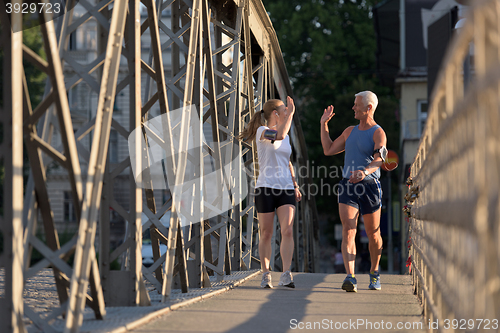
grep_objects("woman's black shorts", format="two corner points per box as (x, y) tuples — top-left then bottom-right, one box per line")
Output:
(254, 187), (295, 213)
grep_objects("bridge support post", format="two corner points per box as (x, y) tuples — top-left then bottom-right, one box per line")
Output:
(0, 7), (26, 333)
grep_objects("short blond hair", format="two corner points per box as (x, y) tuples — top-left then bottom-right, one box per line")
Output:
(355, 91), (378, 112)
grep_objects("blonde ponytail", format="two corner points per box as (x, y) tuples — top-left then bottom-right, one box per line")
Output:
(237, 99), (283, 142)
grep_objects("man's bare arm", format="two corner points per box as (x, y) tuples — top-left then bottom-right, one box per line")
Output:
(365, 128), (387, 175)
(320, 105), (350, 156)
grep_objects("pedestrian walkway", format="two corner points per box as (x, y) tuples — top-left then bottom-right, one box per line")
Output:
(19, 269), (261, 333)
(127, 272), (425, 333)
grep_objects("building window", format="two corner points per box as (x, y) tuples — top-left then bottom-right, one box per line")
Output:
(68, 86), (78, 110)
(139, 2), (170, 17)
(109, 130), (119, 163)
(113, 96), (118, 112)
(85, 28), (97, 51)
(161, 6), (171, 16)
(417, 100), (428, 136)
(68, 32), (77, 50)
(64, 191), (77, 222)
(140, 3), (148, 16)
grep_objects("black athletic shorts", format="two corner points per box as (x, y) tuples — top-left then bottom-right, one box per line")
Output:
(254, 187), (295, 213)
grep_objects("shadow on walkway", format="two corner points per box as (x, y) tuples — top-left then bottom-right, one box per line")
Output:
(130, 272), (425, 333)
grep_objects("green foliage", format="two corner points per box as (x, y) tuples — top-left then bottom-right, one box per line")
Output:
(263, 0), (399, 215)
(23, 25), (47, 107)
(379, 253), (388, 271)
(30, 229), (76, 266)
(110, 258), (121, 270)
(264, 0), (377, 97)
(95, 251), (122, 271)
(0, 19), (47, 108)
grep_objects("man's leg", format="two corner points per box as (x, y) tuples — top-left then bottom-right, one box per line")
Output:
(339, 203), (359, 275)
(363, 208), (383, 273)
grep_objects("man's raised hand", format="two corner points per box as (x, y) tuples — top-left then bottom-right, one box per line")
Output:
(320, 105), (335, 125)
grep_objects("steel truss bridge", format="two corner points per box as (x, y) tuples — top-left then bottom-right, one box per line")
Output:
(0, 0), (319, 332)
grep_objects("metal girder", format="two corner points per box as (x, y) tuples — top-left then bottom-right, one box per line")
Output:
(140, 0), (178, 292)
(22, 2), (86, 315)
(139, 0), (191, 300)
(11, 0), (106, 331)
(160, 0), (201, 299)
(98, 0), (150, 307)
(64, 0), (129, 329)
(0, 6), (26, 333)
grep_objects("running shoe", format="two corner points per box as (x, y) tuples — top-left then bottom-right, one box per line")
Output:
(341, 275), (357, 292)
(278, 270), (295, 288)
(260, 271), (273, 288)
(369, 271), (381, 290)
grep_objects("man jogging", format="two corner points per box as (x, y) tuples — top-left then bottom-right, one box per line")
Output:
(320, 91), (387, 292)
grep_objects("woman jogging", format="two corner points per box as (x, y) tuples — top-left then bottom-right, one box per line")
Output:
(238, 97), (302, 288)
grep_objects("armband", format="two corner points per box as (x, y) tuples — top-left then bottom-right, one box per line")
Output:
(263, 129), (278, 144)
(373, 146), (388, 162)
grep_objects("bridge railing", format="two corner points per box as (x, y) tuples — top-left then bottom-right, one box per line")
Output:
(406, 0), (500, 330)
(0, 1), (319, 332)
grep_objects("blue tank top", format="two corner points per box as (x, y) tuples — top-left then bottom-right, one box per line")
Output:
(342, 125), (381, 180)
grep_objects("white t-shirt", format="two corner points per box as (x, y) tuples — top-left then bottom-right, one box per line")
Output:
(255, 126), (294, 190)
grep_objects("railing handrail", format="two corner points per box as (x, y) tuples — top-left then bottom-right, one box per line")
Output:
(406, 0), (500, 329)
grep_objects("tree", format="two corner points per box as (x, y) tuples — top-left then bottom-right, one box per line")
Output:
(263, 0), (399, 218)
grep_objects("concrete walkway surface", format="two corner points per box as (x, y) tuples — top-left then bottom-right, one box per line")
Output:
(14, 269), (262, 333)
(128, 272), (425, 333)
